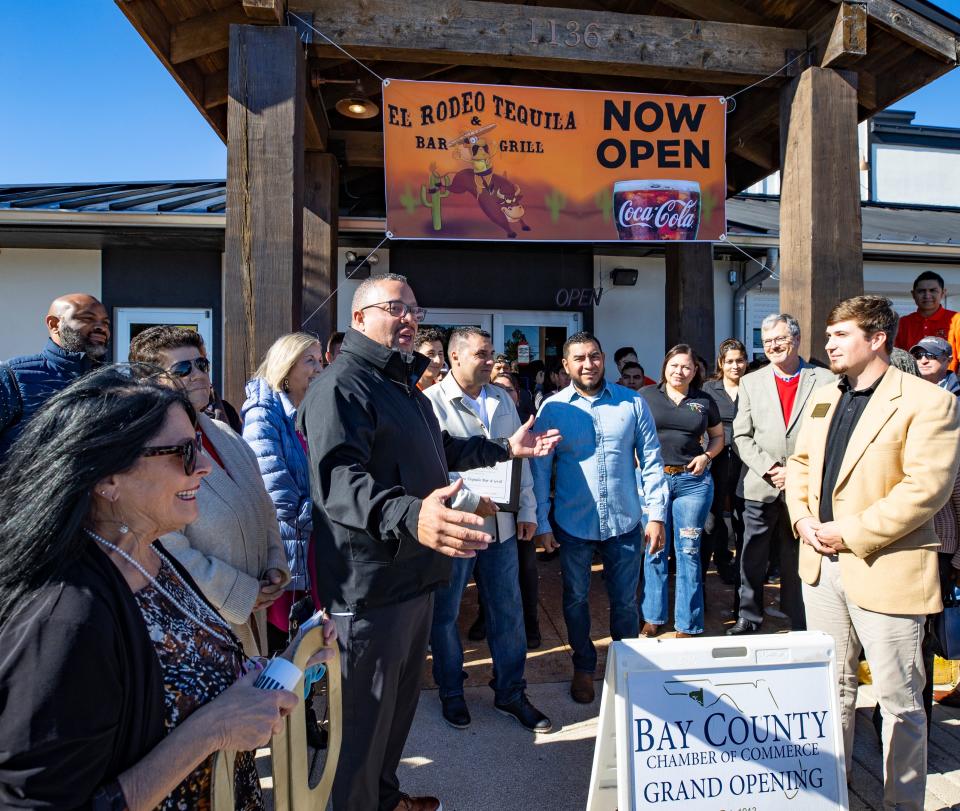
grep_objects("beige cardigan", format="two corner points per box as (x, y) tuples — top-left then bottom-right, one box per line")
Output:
(161, 413), (290, 655)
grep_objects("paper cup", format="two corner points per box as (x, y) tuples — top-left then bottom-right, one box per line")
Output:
(254, 657), (303, 692)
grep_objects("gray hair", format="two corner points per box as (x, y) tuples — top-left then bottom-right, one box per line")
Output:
(351, 272), (410, 313)
(889, 347), (920, 376)
(448, 326), (491, 355)
(760, 313), (801, 340)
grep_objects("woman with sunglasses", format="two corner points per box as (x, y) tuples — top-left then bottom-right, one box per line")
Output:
(129, 326), (290, 656)
(241, 332), (325, 653)
(0, 367), (336, 809)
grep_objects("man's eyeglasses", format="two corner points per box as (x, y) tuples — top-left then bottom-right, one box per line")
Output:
(166, 357), (211, 378)
(911, 349), (946, 361)
(142, 432), (202, 475)
(361, 300), (427, 322)
(761, 337), (793, 349)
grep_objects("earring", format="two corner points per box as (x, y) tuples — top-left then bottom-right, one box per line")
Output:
(118, 523), (130, 535)
(282, 378), (290, 392)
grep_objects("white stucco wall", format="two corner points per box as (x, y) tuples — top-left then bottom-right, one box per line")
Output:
(592, 254), (736, 377)
(872, 144), (960, 206)
(0, 248), (102, 359)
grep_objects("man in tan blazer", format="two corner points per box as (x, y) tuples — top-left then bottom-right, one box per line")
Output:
(787, 296), (960, 811)
(730, 313), (834, 634)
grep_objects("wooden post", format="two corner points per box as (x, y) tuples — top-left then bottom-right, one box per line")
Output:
(664, 243), (715, 360)
(224, 24), (304, 405)
(779, 66), (863, 364)
(302, 153), (339, 341)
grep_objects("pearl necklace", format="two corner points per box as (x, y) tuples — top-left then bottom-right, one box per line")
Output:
(85, 529), (234, 646)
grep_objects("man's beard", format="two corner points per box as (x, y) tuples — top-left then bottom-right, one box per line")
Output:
(59, 324), (108, 360)
(829, 359), (847, 375)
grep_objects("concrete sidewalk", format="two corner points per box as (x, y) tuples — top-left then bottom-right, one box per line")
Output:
(398, 682), (960, 811)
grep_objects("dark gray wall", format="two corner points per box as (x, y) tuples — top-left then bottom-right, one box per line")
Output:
(390, 242), (596, 330)
(101, 247), (223, 387)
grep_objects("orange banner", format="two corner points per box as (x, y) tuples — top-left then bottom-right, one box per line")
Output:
(382, 79), (726, 243)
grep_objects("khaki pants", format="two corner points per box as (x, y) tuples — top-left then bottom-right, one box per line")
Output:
(803, 555), (926, 811)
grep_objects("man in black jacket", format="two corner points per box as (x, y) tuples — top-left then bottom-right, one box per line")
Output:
(299, 273), (560, 811)
(0, 293), (109, 461)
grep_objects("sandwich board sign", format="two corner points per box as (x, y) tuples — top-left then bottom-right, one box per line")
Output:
(587, 632), (848, 810)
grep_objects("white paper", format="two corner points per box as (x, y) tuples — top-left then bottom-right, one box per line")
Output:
(458, 459), (514, 504)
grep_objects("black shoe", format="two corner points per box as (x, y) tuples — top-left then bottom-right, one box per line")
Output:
(726, 618), (761, 636)
(440, 695), (471, 729)
(526, 623), (542, 650)
(495, 694), (552, 733)
(467, 615), (486, 642)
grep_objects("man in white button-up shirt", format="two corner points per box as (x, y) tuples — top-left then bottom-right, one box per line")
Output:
(424, 326), (551, 734)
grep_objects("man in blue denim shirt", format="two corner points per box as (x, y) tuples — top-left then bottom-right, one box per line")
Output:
(531, 332), (669, 704)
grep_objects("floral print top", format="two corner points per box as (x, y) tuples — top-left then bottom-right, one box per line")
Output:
(134, 554), (263, 811)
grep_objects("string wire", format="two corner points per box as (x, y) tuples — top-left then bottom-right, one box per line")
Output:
(301, 233), (391, 328)
(724, 49), (811, 111)
(287, 12), (386, 83)
(723, 238), (780, 281)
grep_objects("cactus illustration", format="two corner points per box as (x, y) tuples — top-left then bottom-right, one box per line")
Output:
(544, 189), (567, 223)
(420, 168), (450, 231)
(595, 189), (613, 223)
(399, 184), (418, 214)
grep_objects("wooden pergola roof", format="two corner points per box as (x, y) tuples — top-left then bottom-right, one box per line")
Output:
(116, 0), (960, 212)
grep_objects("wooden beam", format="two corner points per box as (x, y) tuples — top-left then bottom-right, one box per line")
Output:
(224, 24), (305, 404)
(654, 0), (765, 26)
(204, 69), (228, 109)
(114, 0), (228, 141)
(171, 6), (249, 64)
(292, 0), (808, 84)
(828, 0), (957, 62)
(779, 66), (863, 364)
(664, 243), (715, 360)
(303, 153), (340, 339)
(330, 130), (384, 167)
(304, 83), (329, 151)
(243, 0), (284, 24)
(812, 2), (867, 69)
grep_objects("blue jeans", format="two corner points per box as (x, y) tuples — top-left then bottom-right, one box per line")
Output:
(430, 536), (527, 705)
(557, 523), (642, 673)
(642, 471), (713, 635)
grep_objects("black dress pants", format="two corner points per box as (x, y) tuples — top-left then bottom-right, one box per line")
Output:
(330, 593), (434, 811)
(738, 497), (805, 629)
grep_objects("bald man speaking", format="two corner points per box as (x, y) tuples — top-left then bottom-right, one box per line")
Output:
(0, 293), (110, 460)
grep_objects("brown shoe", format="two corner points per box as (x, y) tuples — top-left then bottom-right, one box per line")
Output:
(640, 622), (660, 638)
(570, 671), (595, 704)
(674, 631), (698, 638)
(391, 795), (442, 811)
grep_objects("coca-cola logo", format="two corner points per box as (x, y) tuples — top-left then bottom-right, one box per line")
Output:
(617, 197), (698, 231)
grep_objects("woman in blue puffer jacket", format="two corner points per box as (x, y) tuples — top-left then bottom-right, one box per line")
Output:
(242, 332), (325, 653)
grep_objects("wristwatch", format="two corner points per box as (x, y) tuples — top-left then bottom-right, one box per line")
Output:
(492, 437), (512, 459)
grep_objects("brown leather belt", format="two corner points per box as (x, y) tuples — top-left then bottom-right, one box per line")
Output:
(663, 465), (686, 475)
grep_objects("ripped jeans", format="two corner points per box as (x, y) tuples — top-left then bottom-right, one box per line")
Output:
(642, 471), (713, 634)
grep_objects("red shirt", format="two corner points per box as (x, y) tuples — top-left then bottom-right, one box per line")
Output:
(774, 373), (801, 427)
(894, 306), (956, 351)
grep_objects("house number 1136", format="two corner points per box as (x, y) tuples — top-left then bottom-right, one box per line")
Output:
(529, 18), (602, 49)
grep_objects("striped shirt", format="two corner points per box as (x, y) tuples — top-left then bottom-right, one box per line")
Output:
(932, 466), (960, 570)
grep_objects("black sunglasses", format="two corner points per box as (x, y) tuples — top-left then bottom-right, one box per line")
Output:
(910, 349), (946, 361)
(142, 432), (202, 475)
(166, 356), (211, 378)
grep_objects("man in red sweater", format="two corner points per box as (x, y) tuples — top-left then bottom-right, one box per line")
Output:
(894, 271), (958, 370)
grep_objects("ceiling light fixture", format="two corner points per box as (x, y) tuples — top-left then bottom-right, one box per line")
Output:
(335, 82), (379, 119)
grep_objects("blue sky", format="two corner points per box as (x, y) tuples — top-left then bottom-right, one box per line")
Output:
(2, 0), (960, 184)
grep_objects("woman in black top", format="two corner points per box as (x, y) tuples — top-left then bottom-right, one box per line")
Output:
(701, 339), (748, 585)
(0, 368), (335, 810)
(639, 344), (724, 637)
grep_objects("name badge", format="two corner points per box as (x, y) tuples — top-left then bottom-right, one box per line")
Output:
(811, 403), (831, 418)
